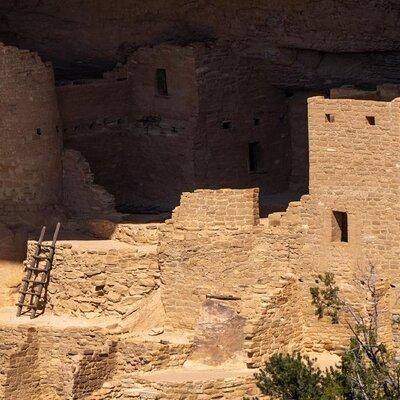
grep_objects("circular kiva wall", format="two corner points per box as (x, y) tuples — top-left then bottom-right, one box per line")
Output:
(0, 43), (62, 212)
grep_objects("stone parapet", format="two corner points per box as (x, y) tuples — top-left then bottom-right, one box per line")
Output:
(170, 188), (260, 230)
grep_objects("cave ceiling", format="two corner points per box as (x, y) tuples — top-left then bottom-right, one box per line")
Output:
(0, 0), (400, 87)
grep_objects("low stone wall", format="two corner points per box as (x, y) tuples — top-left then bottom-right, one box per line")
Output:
(119, 339), (192, 374)
(79, 218), (161, 246)
(27, 239), (159, 318)
(171, 188), (260, 229)
(129, 373), (260, 399)
(73, 341), (119, 399)
(0, 322), (117, 400)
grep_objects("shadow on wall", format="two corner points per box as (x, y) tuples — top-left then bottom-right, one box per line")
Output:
(0, 224), (27, 262)
(5, 328), (40, 399)
(72, 341), (118, 398)
(58, 44), (318, 215)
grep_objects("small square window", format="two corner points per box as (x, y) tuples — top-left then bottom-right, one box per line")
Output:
(366, 116), (375, 125)
(325, 114), (334, 123)
(36, 128), (42, 136)
(254, 117), (260, 126)
(222, 121), (231, 130)
(156, 68), (168, 96)
(332, 211), (348, 243)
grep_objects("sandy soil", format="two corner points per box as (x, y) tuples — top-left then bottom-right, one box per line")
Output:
(134, 366), (254, 383)
(0, 306), (117, 329)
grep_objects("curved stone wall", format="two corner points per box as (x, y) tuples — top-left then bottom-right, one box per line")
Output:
(0, 43), (62, 214)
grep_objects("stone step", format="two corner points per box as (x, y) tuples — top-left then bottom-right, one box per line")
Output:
(122, 367), (259, 399)
(124, 387), (161, 399)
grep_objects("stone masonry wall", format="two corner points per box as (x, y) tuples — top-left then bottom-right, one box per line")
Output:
(63, 44), (198, 212)
(171, 188), (260, 229)
(0, 323), (117, 400)
(244, 278), (306, 368)
(193, 42), (291, 196)
(160, 188), (301, 337)
(57, 72), (131, 137)
(61, 42), (294, 213)
(77, 218), (161, 246)
(27, 239), (159, 318)
(62, 148), (117, 217)
(300, 96), (400, 352)
(129, 374), (261, 399)
(0, 42), (62, 214)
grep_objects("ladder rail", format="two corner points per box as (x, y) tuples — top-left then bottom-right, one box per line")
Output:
(16, 226), (46, 317)
(29, 222), (61, 319)
(16, 222), (61, 319)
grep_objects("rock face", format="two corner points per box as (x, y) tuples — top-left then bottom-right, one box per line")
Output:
(1, 0), (400, 86)
(188, 299), (246, 366)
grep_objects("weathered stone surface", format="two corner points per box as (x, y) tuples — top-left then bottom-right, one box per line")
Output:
(188, 299), (246, 366)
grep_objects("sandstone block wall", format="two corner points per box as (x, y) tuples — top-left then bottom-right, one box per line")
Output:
(0, 323), (117, 400)
(299, 96), (400, 352)
(60, 42), (298, 213)
(127, 44), (199, 123)
(61, 44), (198, 212)
(0, 43), (62, 214)
(62, 148), (117, 217)
(160, 188), (305, 347)
(129, 374), (260, 400)
(57, 74), (131, 136)
(171, 188), (260, 229)
(27, 240), (159, 318)
(72, 341), (118, 399)
(193, 43), (292, 196)
(78, 219), (161, 246)
(244, 279), (305, 368)
(119, 339), (192, 375)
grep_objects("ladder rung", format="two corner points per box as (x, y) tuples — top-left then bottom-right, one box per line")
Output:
(33, 241), (54, 248)
(22, 278), (46, 284)
(16, 303), (38, 309)
(26, 266), (48, 273)
(19, 290), (39, 296)
(16, 222), (61, 319)
(33, 255), (51, 261)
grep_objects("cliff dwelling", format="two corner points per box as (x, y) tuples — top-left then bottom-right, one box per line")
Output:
(0, 1), (400, 399)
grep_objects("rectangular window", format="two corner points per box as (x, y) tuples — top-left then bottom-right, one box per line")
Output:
(222, 121), (231, 130)
(156, 68), (168, 96)
(332, 211), (348, 242)
(366, 116), (375, 125)
(248, 142), (260, 172)
(325, 113), (334, 123)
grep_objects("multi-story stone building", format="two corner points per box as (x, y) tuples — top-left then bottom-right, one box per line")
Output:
(0, 38), (400, 399)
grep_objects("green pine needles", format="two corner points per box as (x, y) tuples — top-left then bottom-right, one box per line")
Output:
(248, 267), (400, 400)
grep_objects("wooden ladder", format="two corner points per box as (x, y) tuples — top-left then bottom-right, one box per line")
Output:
(16, 222), (61, 319)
